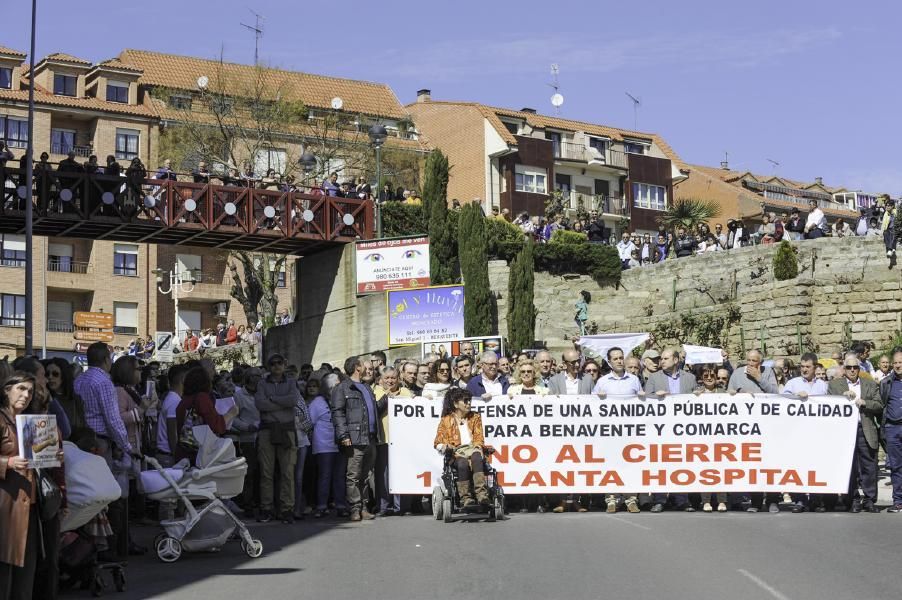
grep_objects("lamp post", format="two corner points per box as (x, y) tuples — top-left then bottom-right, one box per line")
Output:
(23, 0), (37, 355)
(298, 152), (316, 189)
(368, 124), (387, 238)
(153, 267), (198, 344)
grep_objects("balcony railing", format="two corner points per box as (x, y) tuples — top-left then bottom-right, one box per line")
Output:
(558, 143), (629, 169)
(47, 319), (74, 332)
(47, 259), (90, 273)
(50, 143), (93, 157)
(561, 191), (629, 215)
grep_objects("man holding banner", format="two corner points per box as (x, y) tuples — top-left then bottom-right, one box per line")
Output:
(783, 353), (830, 512)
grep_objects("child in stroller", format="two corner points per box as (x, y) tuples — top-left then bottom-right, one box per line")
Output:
(431, 388), (505, 522)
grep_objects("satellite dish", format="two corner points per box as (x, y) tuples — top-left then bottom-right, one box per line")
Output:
(331, 97), (343, 110)
(551, 93), (564, 108)
(197, 76), (209, 90)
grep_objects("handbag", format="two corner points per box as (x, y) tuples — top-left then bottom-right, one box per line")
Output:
(35, 468), (62, 521)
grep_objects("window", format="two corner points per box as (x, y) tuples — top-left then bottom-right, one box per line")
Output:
(546, 132), (561, 157)
(1, 235), (25, 267)
(113, 243), (138, 276)
(632, 182), (667, 211)
(176, 254), (202, 283)
(50, 129), (76, 155)
(589, 137), (608, 152)
(0, 67), (11, 89)
(169, 95), (192, 110)
(1, 294), (25, 327)
(514, 165), (547, 194)
(115, 129), (139, 160)
(254, 148), (287, 175)
(53, 73), (77, 96)
(0, 116), (28, 148)
(623, 142), (646, 155)
(47, 300), (73, 332)
(503, 121), (519, 135)
(106, 81), (128, 103)
(113, 302), (138, 335)
(48, 243), (73, 272)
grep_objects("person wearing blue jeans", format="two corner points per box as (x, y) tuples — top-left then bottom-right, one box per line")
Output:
(879, 351), (902, 512)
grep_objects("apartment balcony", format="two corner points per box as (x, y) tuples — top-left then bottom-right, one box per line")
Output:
(47, 319), (75, 333)
(46, 259), (94, 291)
(50, 143), (93, 158)
(557, 142), (629, 170)
(562, 191), (629, 216)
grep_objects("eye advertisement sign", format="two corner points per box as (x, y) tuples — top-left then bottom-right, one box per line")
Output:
(387, 285), (466, 346)
(355, 235), (430, 294)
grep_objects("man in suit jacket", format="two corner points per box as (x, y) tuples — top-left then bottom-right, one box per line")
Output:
(644, 347), (698, 395)
(547, 349), (594, 395)
(829, 355), (884, 512)
(644, 347), (697, 512)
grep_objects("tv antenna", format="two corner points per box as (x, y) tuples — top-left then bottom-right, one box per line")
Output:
(548, 63), (564, 114)
(766, 158), (780, 172)
(241, 10), (264, 66)
(625, 91), (641, 130)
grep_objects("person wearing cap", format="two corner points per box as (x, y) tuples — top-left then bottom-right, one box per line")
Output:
(254, 353), (301, 524)
(828, 354), (882, 512)
(641, 349), (661, 384)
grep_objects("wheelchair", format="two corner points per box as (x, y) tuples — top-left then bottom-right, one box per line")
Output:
(432, 446), (506, 523)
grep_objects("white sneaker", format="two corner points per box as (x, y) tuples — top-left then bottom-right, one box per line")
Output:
(717, 502), (728, 512)
(888, 250), (893, 258)
(702, 502), (713, 512)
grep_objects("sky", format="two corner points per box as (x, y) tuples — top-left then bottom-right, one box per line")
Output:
(4, 0), (901, 193)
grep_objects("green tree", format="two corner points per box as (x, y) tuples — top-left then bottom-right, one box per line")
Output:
(427, 151), (455, 285)
(507, 239), (535, 352)
(657, 198), (721, 232)
(458, 202), (493, 336)
(772, 240), (799, 281)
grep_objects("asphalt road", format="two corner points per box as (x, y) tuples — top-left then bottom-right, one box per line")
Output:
(104, 504), (902, 600)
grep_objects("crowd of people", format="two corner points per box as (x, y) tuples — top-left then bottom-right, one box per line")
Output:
(3, 327), (902, 597)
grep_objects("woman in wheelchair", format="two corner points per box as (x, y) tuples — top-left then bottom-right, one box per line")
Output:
(433, 388), (490, 508)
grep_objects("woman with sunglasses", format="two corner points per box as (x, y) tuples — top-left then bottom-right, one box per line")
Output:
(434, 388), (489, 508)
(581, 359), (602, 384)
(693, 364), (729, 512)
(508, 360), (548, 395)
(423, 358), (453, 399)
(41, 358), (87, 441)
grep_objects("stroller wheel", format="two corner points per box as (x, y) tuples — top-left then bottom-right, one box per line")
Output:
(90, 574), (104, 597)
(155, 537), (182, 563)
(241, 539), (264, 558)
(113, 568), (126, 592)
(432, 487), (444, 520)
(442, 498), (453, 523)
(153, 533), (167, 549)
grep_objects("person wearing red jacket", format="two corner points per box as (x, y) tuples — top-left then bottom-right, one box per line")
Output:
(185, 330), (199, 352)
(226, 320), (238, 345)
(175, 366), (227, 463)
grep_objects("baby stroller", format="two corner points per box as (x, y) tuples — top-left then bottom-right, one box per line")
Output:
(141, 427), (263, 563)
(58, 440), (127, 596)
(432, 446), (506, 523)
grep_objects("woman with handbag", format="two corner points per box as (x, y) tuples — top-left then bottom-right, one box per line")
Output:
(175, 367), (227, 464)
(1, 371), (66, 600)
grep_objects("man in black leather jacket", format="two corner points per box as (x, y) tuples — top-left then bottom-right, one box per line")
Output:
(673, 226), (697, 258)
(331, 356), (386, 521)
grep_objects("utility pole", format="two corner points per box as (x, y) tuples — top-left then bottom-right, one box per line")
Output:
(241, 10), (264, 66)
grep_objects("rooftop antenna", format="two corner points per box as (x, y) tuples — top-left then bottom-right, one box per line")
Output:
(625, 92), (641, 130)
(766, 158), (780, 173)
(548, 64), (564, 115)
(240, 10), (264, 66)
(720, 151), (729, 170)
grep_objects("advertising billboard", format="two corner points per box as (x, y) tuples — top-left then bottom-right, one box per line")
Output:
(387, 285), (465, 346)
(355, 235), (430, 294)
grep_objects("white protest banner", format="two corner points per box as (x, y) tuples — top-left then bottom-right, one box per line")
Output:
(388, 394), (857, 495)
(683, 344), (723, 365)
(578, 333), (649, 364)
(355, 235), (430, 294)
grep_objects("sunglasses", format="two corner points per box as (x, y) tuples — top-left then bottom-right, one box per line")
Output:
(583, 368), (598, 373)
(520, 369), (535, 374)
(844, 365), (860, 370)
(564, 359), (580, 365)
(438, 368), (450, 373)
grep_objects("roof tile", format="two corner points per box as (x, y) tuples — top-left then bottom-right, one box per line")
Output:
(0, 45), (26, 58)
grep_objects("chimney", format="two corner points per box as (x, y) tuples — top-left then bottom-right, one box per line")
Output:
(416, 88), (431, 103)
(521, 107), (537, 114)
(814, 176), (823, 186)
(720, 159), (729, 170)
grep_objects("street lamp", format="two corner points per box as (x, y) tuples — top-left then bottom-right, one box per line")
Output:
(368, 124), (387, 238)
(153, 267), (199, 344)
(298, 152), (316, 188)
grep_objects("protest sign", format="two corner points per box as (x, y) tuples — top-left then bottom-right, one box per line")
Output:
(17, 414), (61, 468)
(578, 333), (649, 363)
(683, 344), (723, 365)
(388, 394), (857, 495)
(420, 336), (503, 361)
(387, 285), (465, 346)
(356, 235), (430, 294)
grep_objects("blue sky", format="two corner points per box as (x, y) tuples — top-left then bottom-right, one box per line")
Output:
(5, 0), (901, 193)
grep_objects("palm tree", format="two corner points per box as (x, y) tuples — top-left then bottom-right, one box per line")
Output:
(657, 198), (721, 232)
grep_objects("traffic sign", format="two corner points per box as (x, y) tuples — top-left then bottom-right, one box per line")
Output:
(73, 311), (114, 329)
(74, 330), (115, 343)
(155, 331), (174, 362)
